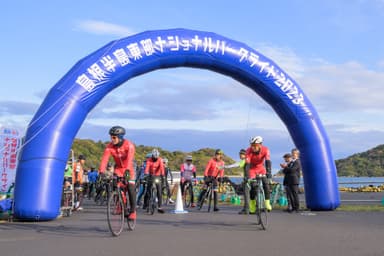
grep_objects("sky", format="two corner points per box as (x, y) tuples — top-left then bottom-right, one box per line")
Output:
(1, 0), (384, 172)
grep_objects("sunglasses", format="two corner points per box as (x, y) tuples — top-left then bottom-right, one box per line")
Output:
(111, 136), (118, 139)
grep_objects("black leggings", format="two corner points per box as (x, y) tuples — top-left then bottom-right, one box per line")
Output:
(144, 176), (163, 207)
(127, 182), (137, 213)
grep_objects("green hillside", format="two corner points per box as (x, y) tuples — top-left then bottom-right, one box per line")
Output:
(70, 138), (240, 176)
(335, 144), (384, 177)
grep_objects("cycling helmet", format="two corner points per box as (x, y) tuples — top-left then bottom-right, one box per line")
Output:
(163, 158), (168, 164)
(78, 155), (86, 160)
(109, 126), (126, 137)
(249, 136), (263, 144)
(185, 155), (193, 161)
(215, 149), (223, 155)
(151, 148), (160, 158)
(239, 149), (246, 155)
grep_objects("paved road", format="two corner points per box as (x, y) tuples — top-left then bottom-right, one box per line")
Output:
(1, 197), (384, 256)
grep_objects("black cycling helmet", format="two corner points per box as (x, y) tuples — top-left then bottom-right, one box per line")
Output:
(109, 126), (126, 136)
(239, 149), (246, 155)
(215, 149), (223, 155)
(78, 155), (86, 160)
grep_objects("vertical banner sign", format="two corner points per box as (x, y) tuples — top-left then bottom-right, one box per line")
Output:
(0, 127), (21, 193)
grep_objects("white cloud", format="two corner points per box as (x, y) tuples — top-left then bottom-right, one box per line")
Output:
(74, 20), (135, 37)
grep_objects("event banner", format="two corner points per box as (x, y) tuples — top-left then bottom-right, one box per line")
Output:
(0, 127), (21, 193)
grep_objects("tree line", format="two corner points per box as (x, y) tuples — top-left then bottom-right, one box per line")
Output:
(335, 144), (384, 177)
(71, 138), (384, 177)
(70, 139), (239, 176)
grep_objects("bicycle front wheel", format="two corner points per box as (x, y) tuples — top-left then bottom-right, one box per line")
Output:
(256, 188), (268, 230)
(107, 190), (125, 236)
(184, 185), (193, 208)
(149, 187), (157, 215)
(207, 188), (213, 212)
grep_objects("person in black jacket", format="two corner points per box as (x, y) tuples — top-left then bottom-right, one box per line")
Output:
(280, 153), (301, 213)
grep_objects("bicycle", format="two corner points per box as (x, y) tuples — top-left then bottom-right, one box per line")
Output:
(182, 180), (194, 208)
(95, 178), (111, 206)
(146, 176), (162, 215)
(107, 174), (136, 236)
(197, 180), (214, 212)
(61, 186), (73, 217)
(73, 183), (84, 211)
(248, 174), (269, 230)
(161, 180), (171, 206)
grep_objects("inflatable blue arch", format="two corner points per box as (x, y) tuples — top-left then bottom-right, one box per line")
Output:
(14, 28), (340, 220)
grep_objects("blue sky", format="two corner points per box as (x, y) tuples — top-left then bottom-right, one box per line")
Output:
(1, 1), (384, 171)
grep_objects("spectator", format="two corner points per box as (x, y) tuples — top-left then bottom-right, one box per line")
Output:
(280, 153), (301, 213)
(87, 167), (98, 199)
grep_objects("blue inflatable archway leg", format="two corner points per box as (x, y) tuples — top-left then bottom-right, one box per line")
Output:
(14, 28), (340, 220)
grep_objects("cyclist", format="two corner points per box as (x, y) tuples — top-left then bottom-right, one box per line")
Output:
(197, 149), (225, 212)
(99, 126), (137, 220)
(87, 167), (99, 199)
(73, 154), (86, 210)
(63, 158), (73, 189)
(163, 158), (175, 204)
(136, 153), (151, 207)
(143, 148), (166, 213)
(245, 136), (272, 212)
(180, 155), (197, 207)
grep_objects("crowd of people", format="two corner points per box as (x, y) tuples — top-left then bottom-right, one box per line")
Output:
(61, 125), (302, 218)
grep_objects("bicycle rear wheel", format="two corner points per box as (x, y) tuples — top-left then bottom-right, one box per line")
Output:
(256, 188), (268, 230)
(126, 196), (136, 231)
(162, 186), (169, 206)
(107, 190), (125, 236)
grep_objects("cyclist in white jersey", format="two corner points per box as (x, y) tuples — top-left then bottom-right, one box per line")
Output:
(180, 155), (197, 207)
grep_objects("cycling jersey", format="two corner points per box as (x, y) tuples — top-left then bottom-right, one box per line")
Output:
(99, 139), (136, 179)
(204, 158), (225, 178)
(73, 161), (84, 184)
(180, 163), (196, 180)
(64, 163), (73, 178)
(144, 157), (165, 176)
(245, 145), (270, 178)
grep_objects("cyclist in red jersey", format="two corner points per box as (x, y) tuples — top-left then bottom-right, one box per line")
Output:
(197, 149), (225, 212)
(143, 148), (166, 213)
(245, 136), (272, 211)
(99, 126), (137, 220)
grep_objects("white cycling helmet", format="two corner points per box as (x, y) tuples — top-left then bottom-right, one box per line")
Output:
(162, 158), (168, 164)
(250, 136), (263, 144)
(151, 148), (160, 158)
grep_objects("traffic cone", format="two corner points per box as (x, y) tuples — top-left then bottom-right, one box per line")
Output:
(171, 183), (188, 214)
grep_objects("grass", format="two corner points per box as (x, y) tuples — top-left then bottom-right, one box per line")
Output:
(336, 204), (384, 212)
